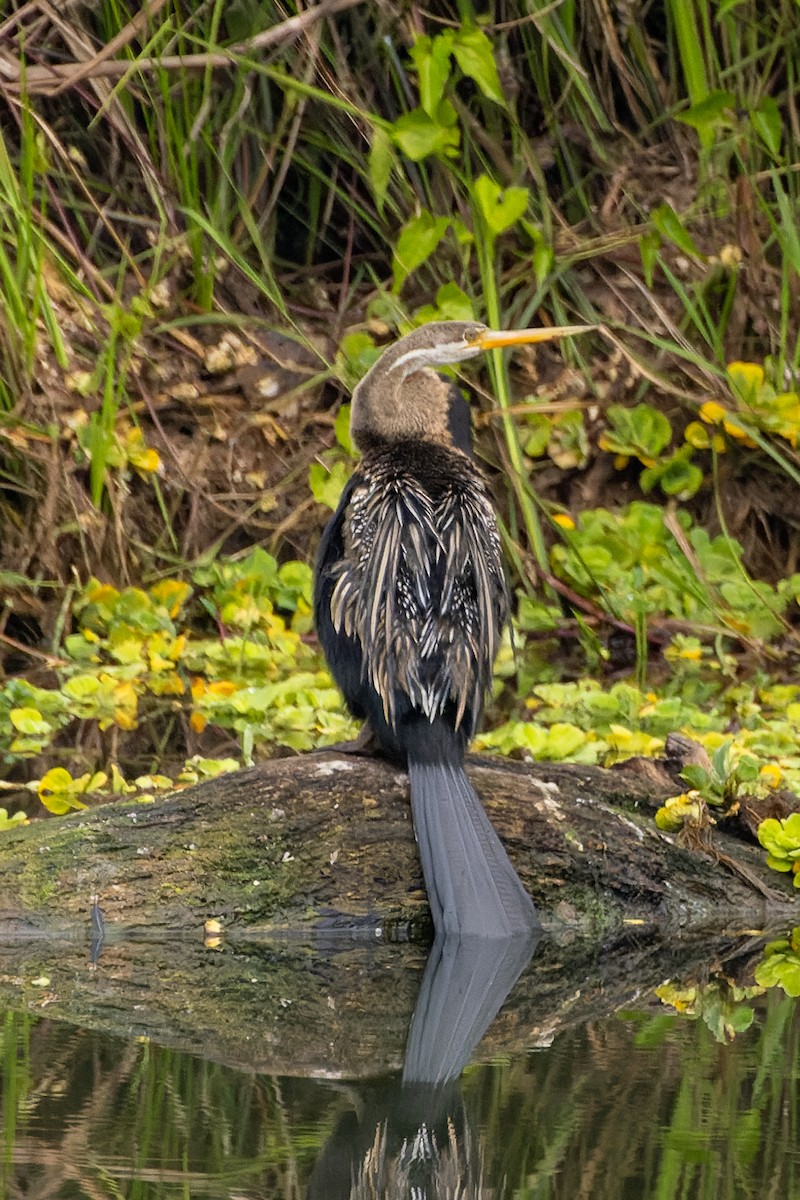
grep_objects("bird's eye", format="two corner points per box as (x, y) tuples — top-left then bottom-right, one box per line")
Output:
(464, 324), (488, 345)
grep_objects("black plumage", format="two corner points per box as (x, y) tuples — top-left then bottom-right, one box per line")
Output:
(314, 320), (588, 937)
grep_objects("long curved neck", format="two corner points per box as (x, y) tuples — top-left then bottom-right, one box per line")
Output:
(351, 366), (454, 449)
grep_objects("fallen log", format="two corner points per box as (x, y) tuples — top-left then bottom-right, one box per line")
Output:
(0, 750), (797, 1074)
(0, 750), (796, 938)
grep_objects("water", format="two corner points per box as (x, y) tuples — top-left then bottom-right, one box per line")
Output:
(0, 936), (798, 1199)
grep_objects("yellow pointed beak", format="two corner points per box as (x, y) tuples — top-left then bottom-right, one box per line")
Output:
(471, 324), (596, 351)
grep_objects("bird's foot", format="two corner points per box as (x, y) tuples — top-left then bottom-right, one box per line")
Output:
(326, 723), (381, 757)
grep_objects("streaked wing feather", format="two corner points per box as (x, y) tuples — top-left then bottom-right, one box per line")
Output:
(327, 451), (507, 732)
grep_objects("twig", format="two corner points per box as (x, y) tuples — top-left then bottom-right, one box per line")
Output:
(0, 632), (68, 668)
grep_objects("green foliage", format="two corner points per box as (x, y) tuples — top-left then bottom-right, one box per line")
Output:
(599, 405), (673, 463)
(550, 502), (795, 640)
(37, 767), (107, 815)
(0, 553), (357, 809)
(1, 2), (800, 849)
(477, 674), (800, 800)
(0, 101), (68, 409)
(680, 741), (761, 808)
(655, 979), (762, 1042)
(754, 928), (800, 995)
(758, 814), (800, 887)
(0, 808), (28, 832)
(724, 362), (800, 446)
(654, 740), (761, 832)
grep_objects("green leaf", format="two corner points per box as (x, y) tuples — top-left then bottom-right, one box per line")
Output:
(413, 281), (475, 325)
(0, 807), (28, 832)
(309, 459), (350, 511)
(750, 97), (782, 158)
(650, 203), (704, 260)
(61, 676), (100, 700)
(335, 331), (379, 390)
(523, 413), (552, 458)
(524, 226), (554, 286)
(391, 108), (460, 162)
(639, 229), (661, 289)
(472, 175), (528, 237)
(392, 210), (450, 291)
(409, 32), (454, 117)
(676, 90), (735, 133)
(333, 403), (354, 455)
(545, 723), (587, 759)
(9, 707), (51, 736)
(451, 27), (505, 105)
(516, 595), (559, 633)
(681, 763), (711, 790)
(640, 452), (703, 500)
(368, 127), (393, 213)
(755, 950), (800, 996)
(601, 404), (672, 460)
(276, 561), (313, 610)
(548, 410), (589, 470)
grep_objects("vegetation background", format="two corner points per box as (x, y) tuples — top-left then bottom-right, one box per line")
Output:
(0, 0), (799, 844)
(1, 7), (800, 1185)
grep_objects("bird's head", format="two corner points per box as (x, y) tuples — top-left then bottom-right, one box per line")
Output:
(349, 319), (593, 449)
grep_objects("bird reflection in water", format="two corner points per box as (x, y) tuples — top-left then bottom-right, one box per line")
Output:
(308, 931), (539, 1199)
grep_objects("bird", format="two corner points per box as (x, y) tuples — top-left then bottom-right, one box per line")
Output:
(314, 319), (592, 939)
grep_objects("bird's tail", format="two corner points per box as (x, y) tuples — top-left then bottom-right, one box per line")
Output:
(408, 757), (539, 938)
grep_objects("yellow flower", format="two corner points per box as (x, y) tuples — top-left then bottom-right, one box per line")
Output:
(759, 764), (782, 789)
(208, 680), (238, 697)
(727, 361), (765, 399)
(552, 513), (575, 529)
(699, 400), (728, 425)
(684, 421), (710, 448)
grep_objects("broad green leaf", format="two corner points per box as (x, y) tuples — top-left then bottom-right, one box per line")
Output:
(60, 674), (98, 701)
(641, 454), (703, 500)
(413, 281), (475, 324)
(309, 459), (350, 510)
(472, 175), (528, 237)
(37, 768), (89, 815)
(392, 210), (449, 291)
(0, 808), (28, 832)
(727, 361), (765, 404)
(9, 707), (51, 735)
(523, 413), (552, 458)
(391, 108), (460, 162)
(335, 331), (378, 390)
(601, 404), (672, 460)
(548, 410), (589, 470)
(451, 27), (504, 105)
(676, 90), (735, 132)
(333, 403), (354, 455)
(750, 97), (782, 157)
(409, 32), (454, 116)
(545, 723), (587, 759)
(755, 950), (800, 996)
